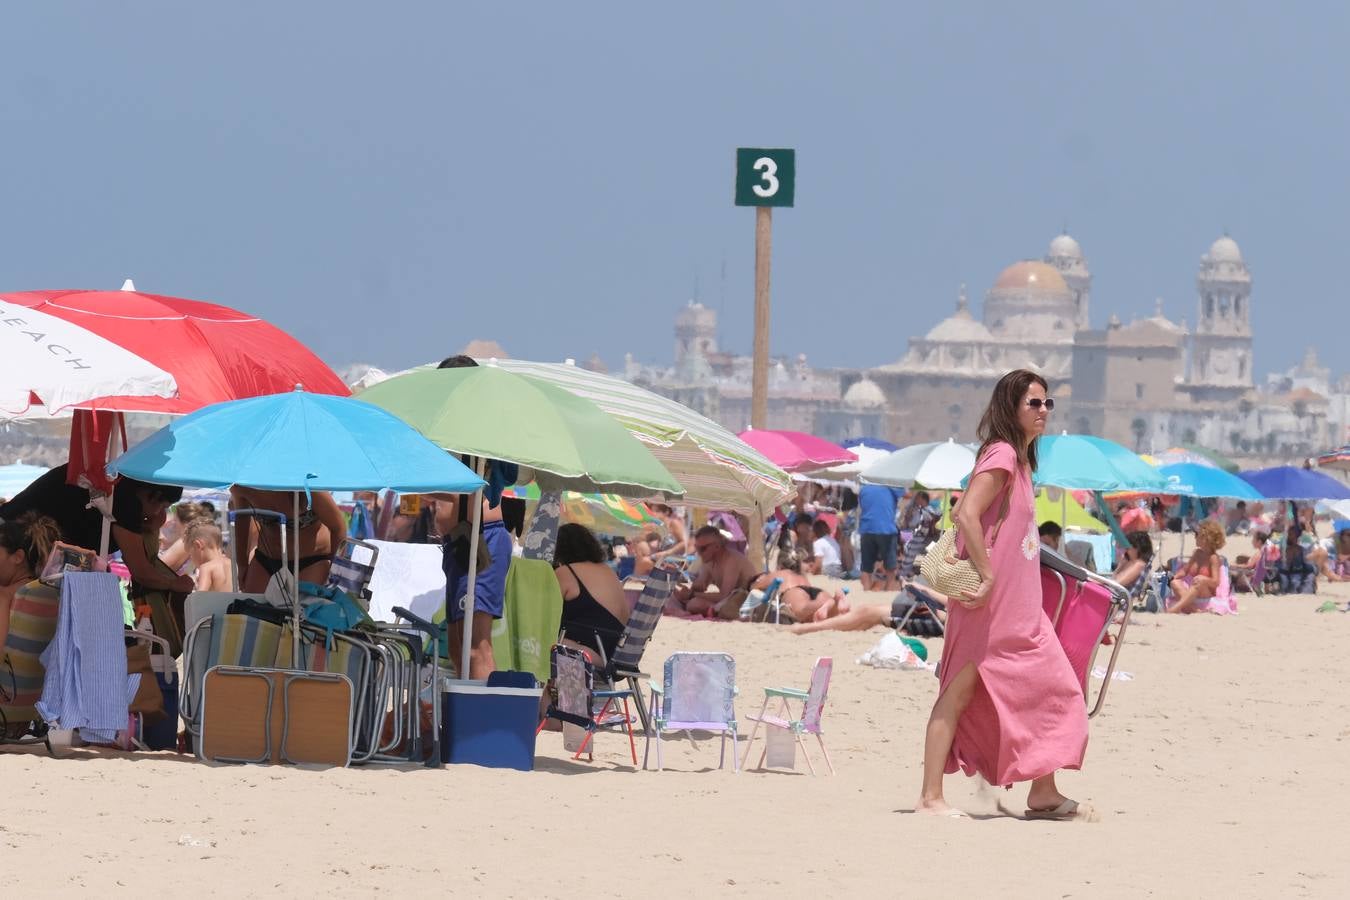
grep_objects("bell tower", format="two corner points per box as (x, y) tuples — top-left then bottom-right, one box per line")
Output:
(1191, 234), (1253, 389)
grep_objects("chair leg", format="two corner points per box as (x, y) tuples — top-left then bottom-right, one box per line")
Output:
(628, 676), (652, 735)
(796, 731), (816, 776)
(719, 730), (725, 770)
(730, 728), (739, 774)
(815, 732), (836, 775)
(741, 697), (768, 770)
(656, 727), (664, 771)
(621, 697), (637, 766)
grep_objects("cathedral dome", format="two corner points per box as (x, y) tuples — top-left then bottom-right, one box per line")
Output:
(843, 377), (886, 409)
(1207, 236), (1243, 263)
(1048, 233), (1082, 259)
(991, 261), (1071, 297)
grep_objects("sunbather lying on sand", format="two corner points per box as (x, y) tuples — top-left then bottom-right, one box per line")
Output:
(789, 580), (948, 635)
(749, 549), (851, 622)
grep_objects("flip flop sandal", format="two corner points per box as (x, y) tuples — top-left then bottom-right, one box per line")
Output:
(1025, 799), (1087, 821)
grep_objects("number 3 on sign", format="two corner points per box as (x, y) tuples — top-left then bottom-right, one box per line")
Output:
(752, 157), (779, 198)
(735, 148), (794, 207)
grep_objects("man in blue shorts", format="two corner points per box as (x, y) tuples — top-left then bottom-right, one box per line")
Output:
(858, 482), (904, 591)
(438, 496), (513, 679)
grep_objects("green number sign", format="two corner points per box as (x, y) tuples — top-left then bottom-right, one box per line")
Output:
(735, 148), (795, 207)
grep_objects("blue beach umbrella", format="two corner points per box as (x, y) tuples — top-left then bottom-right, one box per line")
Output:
(841, 437), (899, 453)
(1033, 434), (1167, 548)
(108, 388), (486, 494)
(109, 389), (487, 665)
(1034, 434), (1168, 493)
(1237, 466), (1350, 502)
(1158, 463), (1264, 501)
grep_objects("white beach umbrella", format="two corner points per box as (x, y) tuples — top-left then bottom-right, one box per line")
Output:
(0, 298), (177, 419)
(860, 439), (978, 491)
(809, 443), (894, 482)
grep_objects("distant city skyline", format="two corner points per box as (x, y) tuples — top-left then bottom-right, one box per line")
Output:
(1, 4), (1346, 381)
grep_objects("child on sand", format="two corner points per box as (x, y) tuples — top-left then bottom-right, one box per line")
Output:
(187, 520), (233, 592)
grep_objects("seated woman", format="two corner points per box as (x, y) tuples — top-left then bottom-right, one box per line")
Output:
(0, 513), (63, 736)
(1166, 520), (1225, 614)
(1111, 531), (1153, 591)
(553, 524), (631, 665)
(1276, 522), (1318, 594)
(1231, 531), (1279, 593)
(1309, 529), (1350, 583)
(231, 486), (347, 592)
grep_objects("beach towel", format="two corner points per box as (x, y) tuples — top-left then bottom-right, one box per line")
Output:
(0, 581), (60, 736)
(36, 573), (130, 742)
(491, 558), (563, 683)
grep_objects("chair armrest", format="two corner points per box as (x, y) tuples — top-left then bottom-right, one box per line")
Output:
(764, 687), (808, 700)
(650, 682), (664, 696)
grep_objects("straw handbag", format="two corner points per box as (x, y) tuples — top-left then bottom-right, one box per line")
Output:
(918, 489), (1010, 598)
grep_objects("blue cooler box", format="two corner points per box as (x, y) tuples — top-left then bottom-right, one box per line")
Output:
(441, 672), (542, 771)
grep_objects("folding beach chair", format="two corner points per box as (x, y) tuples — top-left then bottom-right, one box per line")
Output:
(326, 537), (379, 606)
(1039, 547), (1131, 718)
(644, 651), (739, 772)
(536, 644), (638, 765)
(737, 577), (783, 622)
(741, 656), (835, 775)
(569, 568), (672, 737)
(891, 583), (946, 637)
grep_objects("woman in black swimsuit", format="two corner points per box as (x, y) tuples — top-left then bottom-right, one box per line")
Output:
(553, 524), (630, 663)
(231, 486), (348, 593)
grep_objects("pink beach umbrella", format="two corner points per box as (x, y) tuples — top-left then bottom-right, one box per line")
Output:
(737, 429), (856, 474)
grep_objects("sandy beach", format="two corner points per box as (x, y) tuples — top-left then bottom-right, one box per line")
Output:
(5, 542), (1350, 899)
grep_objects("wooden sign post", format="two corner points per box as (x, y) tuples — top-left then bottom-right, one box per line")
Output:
(735, 148), (795, 430)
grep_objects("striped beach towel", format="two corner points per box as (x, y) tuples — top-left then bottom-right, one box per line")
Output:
(1, 581), (60, 736)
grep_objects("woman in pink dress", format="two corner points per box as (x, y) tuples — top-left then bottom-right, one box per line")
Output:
(915, 369), (1091, 820)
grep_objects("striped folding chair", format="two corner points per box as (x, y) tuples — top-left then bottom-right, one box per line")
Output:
(327, 538), (380, 606)
(586, 569), (673, 737)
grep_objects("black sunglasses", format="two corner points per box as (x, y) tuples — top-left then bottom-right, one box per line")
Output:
(1026, 398), (1055, 411)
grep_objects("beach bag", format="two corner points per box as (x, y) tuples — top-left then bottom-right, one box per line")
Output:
(918, 487), (1009, 598)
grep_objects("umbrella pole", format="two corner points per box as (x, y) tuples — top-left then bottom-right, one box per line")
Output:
(293, 492), (302, 666)
(460, 457), (486, 681)
(1061, 491), (1067, 550)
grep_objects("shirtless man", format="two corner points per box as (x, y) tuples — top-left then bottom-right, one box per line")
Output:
(670, 525), (759, 619)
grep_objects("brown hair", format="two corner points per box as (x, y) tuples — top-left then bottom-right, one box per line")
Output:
(976, 369), (1048, 472)
(0, 511), (62, 576)
(1195, 520), (1226, 552)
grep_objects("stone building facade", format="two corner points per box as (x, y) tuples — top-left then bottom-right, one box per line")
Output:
(627, 232), (1346, 461)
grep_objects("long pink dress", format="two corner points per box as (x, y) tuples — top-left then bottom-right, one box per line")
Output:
(939, 441), (1088, 787)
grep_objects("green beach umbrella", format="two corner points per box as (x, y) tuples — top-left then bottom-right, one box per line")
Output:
(490, 359), (794, 513)
(358, 364), (684, 499)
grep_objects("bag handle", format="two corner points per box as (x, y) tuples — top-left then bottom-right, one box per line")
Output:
(955, 468), (1014, 560)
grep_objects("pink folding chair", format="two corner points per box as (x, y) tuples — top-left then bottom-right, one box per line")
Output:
(1040, 549), (1131, 718)
(740, 657), (835, 775)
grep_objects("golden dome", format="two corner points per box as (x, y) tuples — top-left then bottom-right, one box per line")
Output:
(991, 261), (1069, 295)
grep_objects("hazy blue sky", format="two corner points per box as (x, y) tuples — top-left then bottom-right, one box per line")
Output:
(2, 3), (1346, 380)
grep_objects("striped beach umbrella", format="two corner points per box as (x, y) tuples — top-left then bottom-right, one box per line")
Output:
(489, 360), (794, 513)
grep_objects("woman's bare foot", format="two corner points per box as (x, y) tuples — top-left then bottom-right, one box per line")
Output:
(914, 798), (969, 818)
